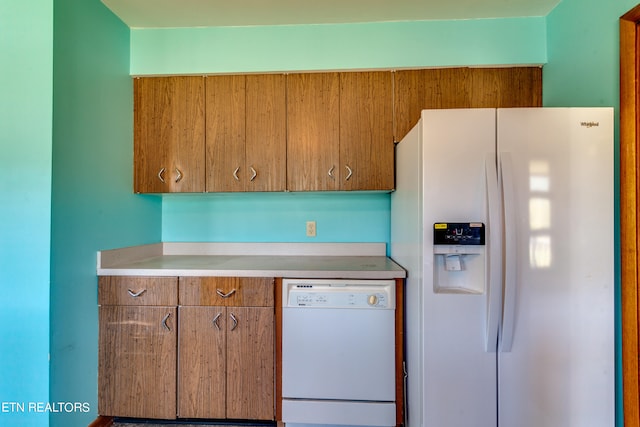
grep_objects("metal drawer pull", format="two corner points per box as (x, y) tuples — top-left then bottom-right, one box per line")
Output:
(216, 289), (236, 298)
(230, 313), (238, 331)
(161, 313), (172, 331)
(212, 312), (222, 330)
(175, 168), (183, 183)
(328, 165), (335, 179)
(127, 289), (147, 297)
(250, 166), (257, 181)
(157, 167), (166, 183)
(345, 165), (353, 181)
(233, 167), (240, 181)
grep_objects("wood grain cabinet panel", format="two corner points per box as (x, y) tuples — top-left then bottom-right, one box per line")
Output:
(98, 276), (177, 306)
(245, 74), (287, 192)
(287, 71), (394, 191)
(179, 276), (274, 307)
(177, 277), (275, 420)
(98, 305), (177, 419)
(393, 67), (542, 141)
(206, 74), (286, 192)
(340, 71), (394, 191)
(134, 76), (205, 193)
(178, 306), (227, 418)
(205, 75), (246, 192)
(226, 306), (275, 419)
(286, 72), (341, 191)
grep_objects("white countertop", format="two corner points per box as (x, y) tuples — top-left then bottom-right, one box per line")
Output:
(97, 242), (406, 279)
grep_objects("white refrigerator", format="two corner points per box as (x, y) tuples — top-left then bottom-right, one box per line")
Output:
(390, 108), (614, 427)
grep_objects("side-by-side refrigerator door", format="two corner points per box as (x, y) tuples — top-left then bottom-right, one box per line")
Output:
(420, 108), (499, 427)
(496, 107), (614, 427)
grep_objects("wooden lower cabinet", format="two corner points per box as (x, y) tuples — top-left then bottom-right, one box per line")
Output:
(178, 277), (275, 420)
(98, 305), (177, 419)
(178, 306), (226, 418)
(225, 306), (275, 419)
(98, 276), (275, 421)
(178, 306), (275, 419)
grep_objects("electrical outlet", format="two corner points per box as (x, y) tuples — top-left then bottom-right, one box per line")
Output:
(306, 221), (317, 237)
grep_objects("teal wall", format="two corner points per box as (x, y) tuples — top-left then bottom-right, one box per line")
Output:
(0, 1), (53, 426)
(50, 0), (161, 426)
(131, 17), (546, 75)
(162, 193), (390, 243)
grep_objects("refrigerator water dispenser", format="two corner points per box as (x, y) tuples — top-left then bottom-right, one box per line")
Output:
(433, 222), (485, 294)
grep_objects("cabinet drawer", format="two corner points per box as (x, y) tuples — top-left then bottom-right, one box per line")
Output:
(179, 277), (274, 307)
(99, 276), (178, 306)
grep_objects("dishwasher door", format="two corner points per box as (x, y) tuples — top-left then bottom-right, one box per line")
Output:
(281, 279), (396, 426)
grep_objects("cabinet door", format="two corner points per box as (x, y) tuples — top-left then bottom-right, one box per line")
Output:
(339, 71), (394, 191)
(287, 73), (340, 191)
(98, 306), (177, 419)
(206, 75), (246, 192)
(226, 307), (275, 420)
(178, 306), (226, 418)
(134, 76), (205, 193)
(246, 74), (287, 192)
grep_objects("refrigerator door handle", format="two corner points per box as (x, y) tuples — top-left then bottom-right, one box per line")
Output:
(499, 152), (517, 352)
(485, 154), (503, 352)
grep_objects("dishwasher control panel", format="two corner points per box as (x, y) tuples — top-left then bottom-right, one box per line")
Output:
(283, 279), (395, 309)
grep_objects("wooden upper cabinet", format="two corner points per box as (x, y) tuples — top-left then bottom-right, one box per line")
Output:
(206, 74), (287, 192)
(287, 72), (394, 191)
(206, 75), (246, 192)
(134, 76), (205, 193)
(246, 74), (287, 192)
(393, 67), (543, 141)
(132, 68), (542, 193)
(340, 72), (394, 191)
(287, 72), (341, 191)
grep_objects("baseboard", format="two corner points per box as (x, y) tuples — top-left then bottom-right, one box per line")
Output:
(88, 416), (114, 427)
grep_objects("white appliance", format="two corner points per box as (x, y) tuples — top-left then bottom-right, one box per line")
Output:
(281, 278), (397, 427)
(390, 108), (614, 427)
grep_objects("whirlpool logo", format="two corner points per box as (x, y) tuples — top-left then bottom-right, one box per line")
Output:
(580, 121), (600, 128)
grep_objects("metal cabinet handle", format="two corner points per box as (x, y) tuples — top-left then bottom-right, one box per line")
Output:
(250, 166), (257, 181)
(345, 165), (353, 181)
(233, 167), (240, 181)
(161, 313), (172, 331)
(230, 313), (238, 331)
(212, 312), (222, 330)
(175, 168), (183, 183)
(157, 167), (166, 183)
(327, 165), (335, 179)
(127, 289), (146, 297)
(216, 289), (237, 299)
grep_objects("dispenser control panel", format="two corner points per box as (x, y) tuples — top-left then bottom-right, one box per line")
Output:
(434, 222), (485, 245)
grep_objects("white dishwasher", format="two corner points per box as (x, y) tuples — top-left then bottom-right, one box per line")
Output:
(281, 278), (396, 427)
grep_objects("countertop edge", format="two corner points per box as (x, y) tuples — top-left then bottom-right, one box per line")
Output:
(96, 267), (405, 279)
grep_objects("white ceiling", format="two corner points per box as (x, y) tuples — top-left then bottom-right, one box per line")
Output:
(101, 0), (562, 29)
